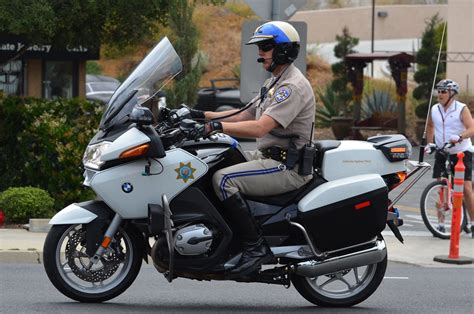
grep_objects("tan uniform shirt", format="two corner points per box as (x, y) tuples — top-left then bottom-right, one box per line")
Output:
(247, 64), (316, 150)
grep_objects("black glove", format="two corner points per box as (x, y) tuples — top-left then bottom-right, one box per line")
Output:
(193, 121), (222, 140)
(189, 108), (205, 119)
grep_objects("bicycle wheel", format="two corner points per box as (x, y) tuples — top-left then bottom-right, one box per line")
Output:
(420, 181), (466, 239)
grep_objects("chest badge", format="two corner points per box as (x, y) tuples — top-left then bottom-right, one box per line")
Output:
(275, 86), (292, 103)
(267, 87), (275, 99)
(175, 162), (196, 183)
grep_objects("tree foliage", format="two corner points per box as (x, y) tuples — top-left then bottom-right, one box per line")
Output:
(413, 14), (446, 118)
(165, 0), (225, 107)
(331, 26), (359, 115)
(0, 0), (170, 51)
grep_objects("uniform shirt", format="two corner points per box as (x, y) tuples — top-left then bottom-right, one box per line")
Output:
(247, 64), (316, 151)
(431, 100), (472, 154)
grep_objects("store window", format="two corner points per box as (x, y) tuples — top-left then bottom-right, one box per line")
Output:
(0, 60), (23, 96)
(43, 61), (77, 99)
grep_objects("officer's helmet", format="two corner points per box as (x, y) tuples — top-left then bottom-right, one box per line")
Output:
(436, 79), (460, 94)
(246, 21), (300, 65)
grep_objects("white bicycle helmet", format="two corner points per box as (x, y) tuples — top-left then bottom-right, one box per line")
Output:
(436, 79), (460, 94)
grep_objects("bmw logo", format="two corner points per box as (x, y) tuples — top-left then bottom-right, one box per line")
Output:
(122, 182), (133, 193)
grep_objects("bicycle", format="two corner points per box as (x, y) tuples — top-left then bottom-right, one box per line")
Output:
(420, 143), (468, 239)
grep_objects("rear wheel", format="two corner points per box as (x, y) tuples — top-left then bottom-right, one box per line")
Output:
(43, 224), (143, 302)
(420, 181), (467, 239)
(291, 244), (387, 307)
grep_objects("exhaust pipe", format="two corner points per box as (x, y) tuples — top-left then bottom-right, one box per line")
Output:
(294, 239), (386, 277)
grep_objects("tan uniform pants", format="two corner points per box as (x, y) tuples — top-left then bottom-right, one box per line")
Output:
(212, 150), (313, 201)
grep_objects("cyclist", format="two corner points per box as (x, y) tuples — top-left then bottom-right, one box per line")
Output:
(425, 79), (474, 236)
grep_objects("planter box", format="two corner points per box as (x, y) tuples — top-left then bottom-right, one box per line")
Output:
(29, 219), (51, 233)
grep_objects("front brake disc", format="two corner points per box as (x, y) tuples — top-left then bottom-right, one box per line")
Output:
(65, 228), (122, 282)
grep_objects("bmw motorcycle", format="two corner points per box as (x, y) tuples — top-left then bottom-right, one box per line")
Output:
(43, 37), (427, 307)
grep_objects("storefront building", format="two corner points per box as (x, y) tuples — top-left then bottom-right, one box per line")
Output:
(0, 35), (99, 99)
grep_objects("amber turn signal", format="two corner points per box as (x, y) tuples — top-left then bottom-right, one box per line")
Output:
(119, 144), (150, 159)
(390, 147), (406, 153)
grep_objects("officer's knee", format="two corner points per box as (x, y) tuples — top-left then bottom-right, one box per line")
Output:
(212, 169), (225, 195)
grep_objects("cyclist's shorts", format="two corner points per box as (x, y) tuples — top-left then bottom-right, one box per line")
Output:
(433, 150), (472, 181)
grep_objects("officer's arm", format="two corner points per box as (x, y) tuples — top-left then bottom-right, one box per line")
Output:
(221, 114), (279, 138)
(205, 109), (255, 122)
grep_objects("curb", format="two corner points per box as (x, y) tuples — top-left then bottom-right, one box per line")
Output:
(0, 250), (43, 264)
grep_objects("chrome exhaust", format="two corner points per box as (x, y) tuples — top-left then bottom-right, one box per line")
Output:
(294, 239), (386, 277)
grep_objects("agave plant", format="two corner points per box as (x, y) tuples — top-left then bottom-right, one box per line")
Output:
(361, 88), (397, 120)
(315, 86), (347, 127)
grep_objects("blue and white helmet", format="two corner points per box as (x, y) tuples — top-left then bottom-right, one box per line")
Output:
(246, 21), (300, 65)
(247, 21), (300, 45)
(436, 79), (460, 94)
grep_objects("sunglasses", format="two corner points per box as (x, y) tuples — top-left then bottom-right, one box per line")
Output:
(437, 89), (449, 94)
(257, 42), (275, 52)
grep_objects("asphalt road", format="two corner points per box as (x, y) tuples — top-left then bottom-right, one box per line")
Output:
(1, 262), (473, 313)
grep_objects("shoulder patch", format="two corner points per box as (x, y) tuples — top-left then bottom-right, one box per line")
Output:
(274, 86), (292, 103)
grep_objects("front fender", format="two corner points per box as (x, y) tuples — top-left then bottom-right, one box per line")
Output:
(49, 200), (114, 225)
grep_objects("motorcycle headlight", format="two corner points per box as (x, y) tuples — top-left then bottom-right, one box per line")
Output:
(83, 142), (111, 170)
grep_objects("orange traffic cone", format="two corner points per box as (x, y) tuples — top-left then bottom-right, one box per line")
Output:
(434, 152), (473, 264)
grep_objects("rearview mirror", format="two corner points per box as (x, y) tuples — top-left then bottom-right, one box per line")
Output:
(130, 106), (154, 126)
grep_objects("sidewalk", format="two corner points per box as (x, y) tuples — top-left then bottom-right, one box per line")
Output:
(0, 228), (473, 266)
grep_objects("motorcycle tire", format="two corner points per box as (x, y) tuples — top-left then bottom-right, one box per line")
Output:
(420, 181), (467, 240)
(291, 243), (387, 307)
(43, 223), (144, 303)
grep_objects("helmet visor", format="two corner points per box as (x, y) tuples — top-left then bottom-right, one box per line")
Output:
(246, 35), (274, 45)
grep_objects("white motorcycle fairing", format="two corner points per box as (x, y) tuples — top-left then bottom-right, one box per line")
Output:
(88, 148), (208, 219)
(49, 203), (98, 225)
(101, 127), (151, 161)
(320, 141), (406, 181)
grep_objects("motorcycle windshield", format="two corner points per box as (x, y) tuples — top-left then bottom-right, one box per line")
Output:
(99, 37), (182, 130)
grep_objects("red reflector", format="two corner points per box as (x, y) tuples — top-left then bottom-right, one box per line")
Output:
(355, 201), (371, 210)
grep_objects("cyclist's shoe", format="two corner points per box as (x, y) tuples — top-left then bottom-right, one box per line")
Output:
(436, 225), (446, 233)
(463, 223), (471, 234)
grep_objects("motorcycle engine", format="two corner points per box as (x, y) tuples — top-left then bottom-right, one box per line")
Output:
(174, 224), (213, 256)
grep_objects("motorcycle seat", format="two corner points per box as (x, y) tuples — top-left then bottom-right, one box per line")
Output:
(244, 175), (326, 207)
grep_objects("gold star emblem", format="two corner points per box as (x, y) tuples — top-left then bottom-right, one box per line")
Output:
(174, 162), (196, 183)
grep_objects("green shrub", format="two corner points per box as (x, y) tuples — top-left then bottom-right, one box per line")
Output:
(0, 187), (54, 223)
(0, 96), (101, 210)
(413, 14), (446, 118)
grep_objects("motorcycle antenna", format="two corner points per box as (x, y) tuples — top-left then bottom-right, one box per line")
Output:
(308, 122), (314, 146)
(418, 21), (446, 163)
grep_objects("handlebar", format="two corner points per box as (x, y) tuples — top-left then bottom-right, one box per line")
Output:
(427, 142), (455, 156)
(437, 142), (455, 153)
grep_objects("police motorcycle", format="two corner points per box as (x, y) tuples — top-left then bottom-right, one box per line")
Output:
(43, 37), (422, 307)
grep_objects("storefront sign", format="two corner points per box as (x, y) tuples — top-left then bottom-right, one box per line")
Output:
(0, 35), (99, 60)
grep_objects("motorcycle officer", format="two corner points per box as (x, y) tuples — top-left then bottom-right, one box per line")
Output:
(191, 21), (316, 275)
(425, 79), (474, 236)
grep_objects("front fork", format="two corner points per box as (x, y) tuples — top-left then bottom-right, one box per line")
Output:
(87, 213), (123, 268)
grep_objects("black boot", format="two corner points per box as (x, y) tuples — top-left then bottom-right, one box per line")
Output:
(221, 193), (273, 276)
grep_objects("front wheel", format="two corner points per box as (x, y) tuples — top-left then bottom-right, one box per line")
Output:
(291, 248), (387, 307)
(420, 181), (467, 239)
(43, 224), (144, 302)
